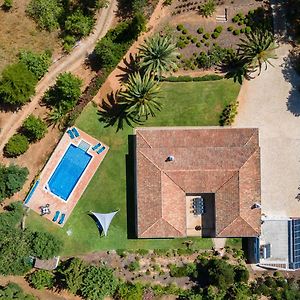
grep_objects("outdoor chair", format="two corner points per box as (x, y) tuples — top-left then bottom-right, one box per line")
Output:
(58, 213), (66, 225)
(97, 146), (106, 154)
(72, 127), (80, 137)
(52, 211), (60, 222)
(92, 143), (101, 151)
(67, 129), (75, 139)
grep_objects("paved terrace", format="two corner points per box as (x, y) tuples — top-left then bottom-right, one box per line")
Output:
(25, 128), (108, 226)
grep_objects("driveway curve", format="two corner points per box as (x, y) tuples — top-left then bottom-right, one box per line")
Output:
(0, 0), (117, 154)
(234, 44), (300, 218)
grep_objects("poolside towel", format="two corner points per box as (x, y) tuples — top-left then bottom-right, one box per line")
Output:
(72, 127), (80, 137)
(52, 211), (60, 222)
(58, 213), (66, 225)
(67, 129), (75, 139)
(97, 146), (106, 154)
(92, 143), (101, 151)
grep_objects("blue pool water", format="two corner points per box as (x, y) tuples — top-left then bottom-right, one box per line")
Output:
(48, 144), (92, 201)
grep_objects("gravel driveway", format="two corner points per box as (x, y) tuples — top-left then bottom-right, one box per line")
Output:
(234, 44), (300, 218)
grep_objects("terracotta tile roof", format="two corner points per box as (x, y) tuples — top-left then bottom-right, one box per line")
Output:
(135, 127), (261, 238)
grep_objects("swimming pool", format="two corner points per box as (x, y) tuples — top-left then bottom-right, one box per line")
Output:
(48, 144), (92, 201)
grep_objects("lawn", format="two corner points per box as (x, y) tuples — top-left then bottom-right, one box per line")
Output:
(27, 80), (240, 255)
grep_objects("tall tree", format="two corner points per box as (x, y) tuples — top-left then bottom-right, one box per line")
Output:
(119, 72), (161, 120)
(237, 30), (277, 75)
(0, 63), (37, 106)
(138, 34), (178, 77)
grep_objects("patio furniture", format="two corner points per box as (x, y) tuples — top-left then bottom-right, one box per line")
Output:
(97, 146), (106, 154)
(52, 211), (60, 222)
(72, 127), (80, 137)
(67, 129), (75, 139)
(40, 206), (51, 216)
(58, 213), (66, 225)
(193, 197), (205, 215)
(92, 143), (101, 151)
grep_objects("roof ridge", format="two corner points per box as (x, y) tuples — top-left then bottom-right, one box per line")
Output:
(137, 131), (152, 148)
(139, 150), (162, 172)
(244, 130), (257, 147)
(162, 171), (186, 193)
(215, 170), (239, 193)
(218, 216), (258, 236)
(140, 217), (183, 236)
(239, 147), (259, 170)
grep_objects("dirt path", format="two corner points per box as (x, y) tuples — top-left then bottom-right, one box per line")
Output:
(93, 0), (166, 105)
(0, 0), (117, 154)
(0, 276), (81, 300)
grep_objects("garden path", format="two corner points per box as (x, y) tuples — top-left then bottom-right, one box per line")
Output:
(0, 0), (117, 155)
(234, 42), (300, 219)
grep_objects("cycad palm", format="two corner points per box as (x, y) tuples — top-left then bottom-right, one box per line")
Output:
(138, 34), (179, 77)
(237, 30), (277, 75)
(47, 106), (65, 127)
(119, 72), (161, 120)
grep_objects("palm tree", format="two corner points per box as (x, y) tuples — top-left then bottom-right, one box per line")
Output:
(138, 34), (179, 77)
(237, 30), (278, 75)
(119, 72), (161, 120)
(47, 106), (65, 127)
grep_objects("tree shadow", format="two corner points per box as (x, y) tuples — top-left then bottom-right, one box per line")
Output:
(98, 91), (143, 132)
(116, 0), (134, 19)
(116, 53), (140, 84)
(125, 134), (136, 239)
(281, 50), (300, 116)
(0, 102), (23, 113)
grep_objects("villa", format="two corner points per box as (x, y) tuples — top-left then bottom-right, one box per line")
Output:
(134, 127), (261, 239)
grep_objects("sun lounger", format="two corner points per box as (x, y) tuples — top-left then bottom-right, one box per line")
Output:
(52, 211), (60, 222)
(67, 129), (75, 139)
(97, 146), (106, 154)
(58, 213), (66, 225)
(72, 127), (80, 137)
(92, 143), (101, 151)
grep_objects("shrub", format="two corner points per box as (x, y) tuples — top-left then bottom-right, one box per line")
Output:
(214, 26), (223, 33)
(182, 28), (187, 34)
(196, 42), (201, 47)
(136, 249), (149, 255)
(153, 249), (169, 256)
(176, 40), (186, 49)
(205, 42), (210, 47)
(177, 24), (184, 31)
(28, 270), (54, 290)
(197, 27), (204, 34)
(116, 282), (144, 300)
(2, 0), (13, 10)
(234, 266), (249, 283)
(238, 20), (244, 26)
(128, 260), (140, 272)
(187, 35), (192, 40)
(191, 37), (197, 43)
(232, 15), (239, 23)
(211, 32), (219, 39)
(193, 74), (223, 81)
(199, 0), (216, 17)
(22, 114), (47, 142)
(18, 50), (52, 80)
(219, 101), (239, 126)
(245, 26), (251, 33)
(0, 166), (28, 201)
(169, 263), (196, 277)
(203, 33), (210, 39)
(0, 63), (37, 106)
(227, 26), (234, 31)
(116, 249), (127, 257)
(233, 29), (240, 35)
(0, 283), (35, 299)
(4, 134), (29, 157)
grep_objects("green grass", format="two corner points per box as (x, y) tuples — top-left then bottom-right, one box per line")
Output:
(226, 238), (243, 249)
(26, 80), (240, 255)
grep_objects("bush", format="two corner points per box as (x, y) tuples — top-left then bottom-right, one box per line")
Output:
(0, 165), (28, 201)
(232, 15), (239, 23)
(169, 263), (196, 277)
(4, 134), (29, 157)
(0, 283), (35, 299)
(219, 101), (239, 126)
(177, 24), (184, 31)
(18, 50), (52, 80)
(182, 28), (187, 34)
(245, 26), (251, 33)
(2, 0), (13, 10)
(30, 231), (62, 259)
(127, 260), (140, 272)
(227, 26), (234, 31)
(240, 28), (245, 33)
(187, 35), (192, 40)
(214, 26), (223, 33)
(63, 35), (76, 53)
(233, 29), (240, 35)
(116, 282), (144, 300)
(203, 33), (210, 39)
(176, 40), (186, 49)
(26, 0), (63, 31)
(199, 0), (216, 17)
(196, 42), (201, 47)
(197, 27), (204, 34)
(22, 114), (47, 142)
(211, 32), (219, 39)
(153, 249), (169, 256)
(28, 270), (54, 290)
(136, 249), (149, 255)
(191, 37), (197, 43)
(234, 266), (249, 283)
(0, 63), (37, 106)
(116, 249), (127, 257)
(205, 42), (210, 47)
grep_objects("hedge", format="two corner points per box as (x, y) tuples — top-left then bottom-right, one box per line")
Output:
(4, 134), (29, 157)
(161, 74), (224, 82)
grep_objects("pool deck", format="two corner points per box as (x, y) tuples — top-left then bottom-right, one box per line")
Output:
(25, 127), (109, 227)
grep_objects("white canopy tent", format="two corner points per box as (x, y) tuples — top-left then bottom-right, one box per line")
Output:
(90, 211), (119, 236)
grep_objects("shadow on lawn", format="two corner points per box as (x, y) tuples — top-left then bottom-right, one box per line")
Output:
(125, 134), (137, 239)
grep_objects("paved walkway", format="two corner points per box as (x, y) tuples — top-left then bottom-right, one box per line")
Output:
(234, 43), (300, 218)
(0, 0), (117, 154)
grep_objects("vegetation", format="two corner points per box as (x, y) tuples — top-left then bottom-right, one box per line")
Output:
(219, 101), (239, 126)
(18, 50), (52, 80)
(22, 114), (48, 142)
(0, 283), (35, 300)
(4, 134), (29, 157)
(119, 72), (161, 121)
(0, 63), (37, 106)
(199, 0), (216, 18)
(2, 0), (13, 10)
(0, 165), (28, 201)
(138, 34), (179, 76)
(28, 270), (55, 289)
(44, 72), (82, 112)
